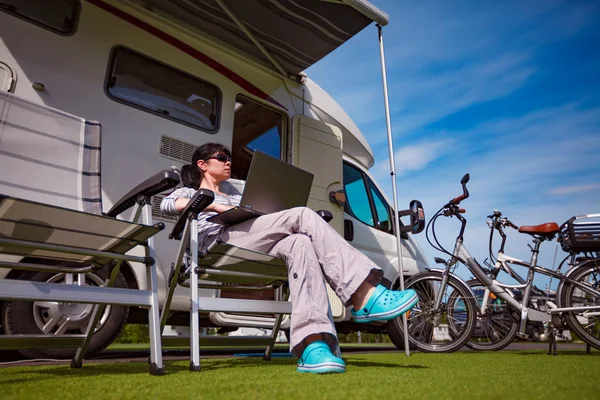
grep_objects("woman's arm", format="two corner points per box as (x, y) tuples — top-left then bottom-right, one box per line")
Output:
(161, 188), (235, 215)
(171, 198), (233, 213)
(160, 188), (194, 215)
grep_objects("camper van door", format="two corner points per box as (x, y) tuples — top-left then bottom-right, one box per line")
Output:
(291, 115), (344, 234)
(291, 115), (346, 319)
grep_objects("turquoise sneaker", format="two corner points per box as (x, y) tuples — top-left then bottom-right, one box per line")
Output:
(297, 341), (345, 374)
(351, 285), (418, 323)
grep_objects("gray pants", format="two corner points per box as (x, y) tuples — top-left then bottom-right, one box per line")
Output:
(215, 206), (383, 356)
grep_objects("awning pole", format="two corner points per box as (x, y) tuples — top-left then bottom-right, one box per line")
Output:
(377, 24), (410, 356)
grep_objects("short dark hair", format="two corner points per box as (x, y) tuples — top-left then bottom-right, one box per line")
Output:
(180, 143), (231, 189)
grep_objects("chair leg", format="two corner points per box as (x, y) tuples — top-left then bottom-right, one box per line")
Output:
(71, 261), (121, 368)
(160, 220), (191, 332)
(264, 287), (290, 361)
(147, 258), (164, 375)
(190, 269), (200, 371)
(189, 222), (201, 371)
(142, 204), (164, 375)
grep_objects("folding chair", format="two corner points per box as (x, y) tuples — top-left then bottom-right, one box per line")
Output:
(0, 91), (179, 375)
(159, 189), (294, 371)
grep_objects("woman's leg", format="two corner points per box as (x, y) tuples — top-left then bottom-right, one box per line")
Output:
(218, 207), (382, 307)
(267, 234), (338, 356)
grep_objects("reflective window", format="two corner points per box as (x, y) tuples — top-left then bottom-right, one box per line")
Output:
(369, 183), (393, 234)
(246, 126), (281, 159)
(106, 47), (220, 132)
(343, 162), (395, 234)
(343, 163), (374, 226)
(0, 0), (80, 35)
(231, 96), (284, 178)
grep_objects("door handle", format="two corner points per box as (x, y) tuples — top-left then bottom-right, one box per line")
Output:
(344, 219), (354, 241)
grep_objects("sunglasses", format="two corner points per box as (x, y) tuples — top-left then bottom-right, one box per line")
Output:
(204, 153), (231, 163)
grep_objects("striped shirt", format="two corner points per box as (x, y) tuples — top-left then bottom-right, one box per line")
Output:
(160, 181), (242, 245)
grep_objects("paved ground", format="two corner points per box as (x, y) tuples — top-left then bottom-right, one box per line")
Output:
(0, 342), (595, 368)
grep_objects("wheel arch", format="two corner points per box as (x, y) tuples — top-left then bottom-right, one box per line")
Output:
(556, 258), (599, 307)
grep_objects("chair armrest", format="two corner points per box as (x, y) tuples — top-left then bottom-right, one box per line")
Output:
(107, 170), (180, 217)
(316, 210), (333, 222)
(169, 189), (215, 240)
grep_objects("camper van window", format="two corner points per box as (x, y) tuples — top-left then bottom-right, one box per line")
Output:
(106, 47), (221, 133)
(245, 126), (281, 159)
(231, 95), (285, 178)
(342, 163), (375, 227)
(369, 183), (394, 234)
(0, 0), (80, 35)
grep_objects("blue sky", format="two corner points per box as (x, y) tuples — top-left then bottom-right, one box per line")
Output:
(307, 0), (600, 284)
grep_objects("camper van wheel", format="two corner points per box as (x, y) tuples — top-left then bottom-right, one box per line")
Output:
(1, 269), (129, 359)
(386, 320), (417, 351)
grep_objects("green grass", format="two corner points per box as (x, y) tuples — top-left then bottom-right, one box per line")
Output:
(1, 350), (597, 400)
(106, 342), (392, 351)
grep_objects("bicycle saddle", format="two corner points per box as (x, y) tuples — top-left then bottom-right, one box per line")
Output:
(518, 222), (560, 238)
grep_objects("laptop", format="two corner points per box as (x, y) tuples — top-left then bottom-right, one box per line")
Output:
(207, 151), (314, 226)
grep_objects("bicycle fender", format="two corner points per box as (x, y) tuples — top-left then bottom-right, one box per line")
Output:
(556, 258), (600, 307)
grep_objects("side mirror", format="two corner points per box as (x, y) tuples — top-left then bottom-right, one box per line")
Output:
(461, 173), (470, 185)
(460, 173), (470, 200)
(399, 200), (425, 235)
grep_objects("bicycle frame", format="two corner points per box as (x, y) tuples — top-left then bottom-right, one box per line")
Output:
(451, 238), (600, 334)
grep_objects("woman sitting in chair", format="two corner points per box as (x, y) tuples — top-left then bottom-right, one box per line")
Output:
(161, 143), (417, 374)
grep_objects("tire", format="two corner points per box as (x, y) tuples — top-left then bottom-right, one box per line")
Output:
(464, 279), (519, 351)
(2, 268), (129, 359)
(386, 282), (417, 351)
(386, 318), (417, 350)
(559, 261), (600, 350)
(390, 271), (477, 353)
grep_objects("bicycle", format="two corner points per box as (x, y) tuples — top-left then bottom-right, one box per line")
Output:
(394, 173), (600, 353)
(464, 210), (569, 351)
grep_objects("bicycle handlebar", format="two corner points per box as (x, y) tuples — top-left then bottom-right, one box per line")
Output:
(505, 219), (519, 229)
(450, 194), (467, 205)
(426, 173), (471, 257)
(486, 210), (518, 230)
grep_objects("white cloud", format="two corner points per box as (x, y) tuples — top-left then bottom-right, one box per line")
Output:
(549, 184), (600, 195)
(372, 140), (453, 178)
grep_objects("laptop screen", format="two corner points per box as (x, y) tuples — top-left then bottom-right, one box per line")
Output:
(239, 151), (314, 214)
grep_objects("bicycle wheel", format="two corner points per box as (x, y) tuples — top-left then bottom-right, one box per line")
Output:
(464, 279), (518, 351)
(559, 260), (600, 350)
(392, 271), (477, 353)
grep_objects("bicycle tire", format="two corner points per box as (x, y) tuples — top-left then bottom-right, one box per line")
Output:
(463, 279), (519, 351)
(558, 259), (600, 350)
(392, 271), (477, 353)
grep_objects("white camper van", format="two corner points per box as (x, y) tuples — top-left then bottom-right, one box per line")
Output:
(0, 0), (428, 357)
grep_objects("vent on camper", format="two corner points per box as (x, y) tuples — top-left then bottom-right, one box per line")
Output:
(152, 195), (177, 222)
(160, 136), (196, 163)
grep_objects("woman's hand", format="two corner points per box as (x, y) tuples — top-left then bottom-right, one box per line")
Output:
(207, 203), (235, 213)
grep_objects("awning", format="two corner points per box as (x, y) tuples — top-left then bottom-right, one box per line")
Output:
(123, 0), (388, 79)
